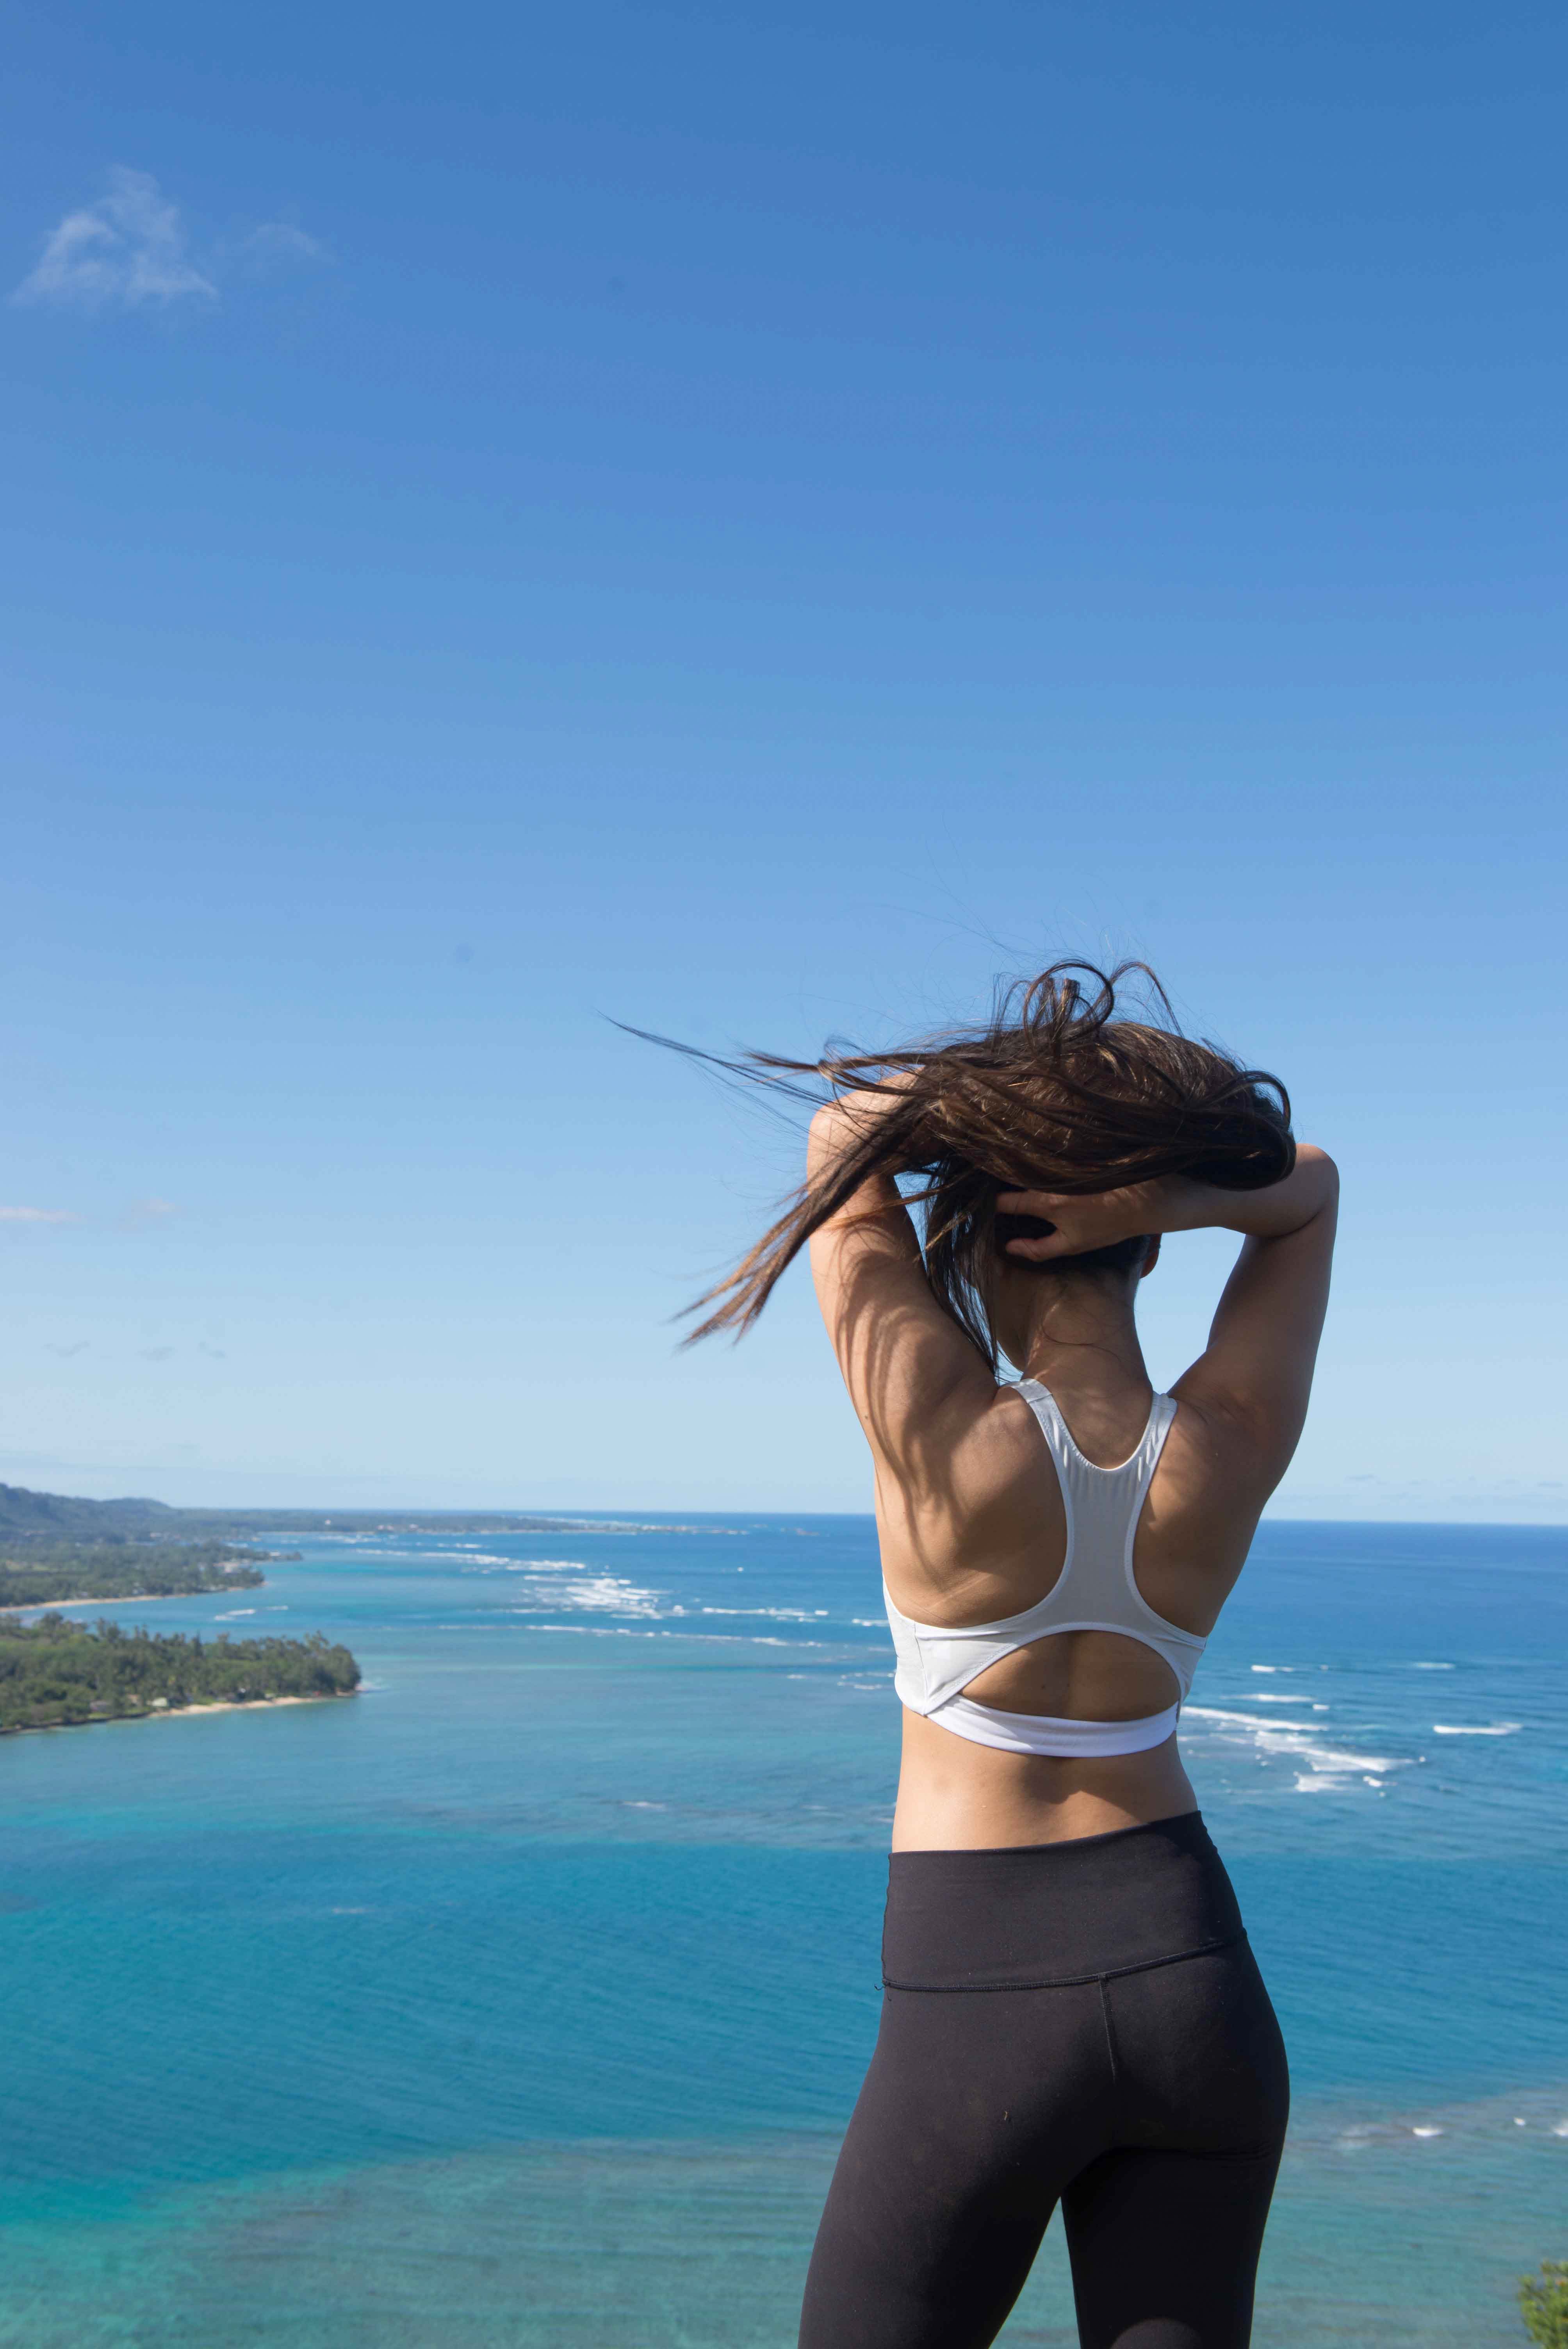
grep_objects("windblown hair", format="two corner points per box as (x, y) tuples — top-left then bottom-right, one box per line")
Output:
(640, 961), (1294, 1370)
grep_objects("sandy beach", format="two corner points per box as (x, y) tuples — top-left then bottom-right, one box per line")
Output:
(0, 1589), (262, 1616)
(2, 1691), (356, 1738)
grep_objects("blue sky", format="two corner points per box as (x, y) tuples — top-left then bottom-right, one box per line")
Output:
(3, 1), (1564, 1517)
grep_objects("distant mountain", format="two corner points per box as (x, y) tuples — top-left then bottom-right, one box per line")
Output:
(0, 1484), (185, 1540)
(0, 1480), (629, 1541)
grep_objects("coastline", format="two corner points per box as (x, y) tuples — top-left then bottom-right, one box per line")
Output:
(0, 1691), (357, 1738)
(0, 1589), (261, 1616)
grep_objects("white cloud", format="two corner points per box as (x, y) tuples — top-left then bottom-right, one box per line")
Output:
(243, 221), (328, 267)
(1, 1199), (182, 1232)
(12, 171), (327, 315)
(13, 168), (217, 311)
(122, 1198), (178, 1229)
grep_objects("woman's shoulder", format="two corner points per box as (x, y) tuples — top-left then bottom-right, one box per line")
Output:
(1139, 1391), (1279, 1579)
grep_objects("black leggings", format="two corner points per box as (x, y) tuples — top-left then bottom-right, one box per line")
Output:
(798, 1814), (1289, 2349)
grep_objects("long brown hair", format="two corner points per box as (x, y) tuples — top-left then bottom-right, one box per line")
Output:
(636, 961), (1293, 1369)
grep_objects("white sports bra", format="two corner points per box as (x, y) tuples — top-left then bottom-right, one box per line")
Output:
(882, 1378), (1205, 1758)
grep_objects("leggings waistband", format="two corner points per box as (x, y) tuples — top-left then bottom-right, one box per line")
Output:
(882, 1811), (1246, 1991)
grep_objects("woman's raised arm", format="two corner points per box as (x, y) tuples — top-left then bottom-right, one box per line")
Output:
(807, 1096), (995, 1474)
(1172, 1146), (1339, 1475)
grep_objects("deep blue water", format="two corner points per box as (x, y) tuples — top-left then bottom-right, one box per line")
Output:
(2, 1517), (1564, 2345)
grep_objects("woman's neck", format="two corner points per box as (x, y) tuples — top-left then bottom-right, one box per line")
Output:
(1014, 1281), (1153, 1410)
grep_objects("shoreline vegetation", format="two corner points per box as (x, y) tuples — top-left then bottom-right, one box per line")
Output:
(0, 1487), (356, 1734)
(0, 1480), (299, 1611)
(0, 1542), (276, 1612)
(0, 1616), (361, 1735)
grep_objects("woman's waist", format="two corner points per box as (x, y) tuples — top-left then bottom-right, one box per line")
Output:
(881, 1808), (1245, 1990)
(891, 1719), (1197, 1862)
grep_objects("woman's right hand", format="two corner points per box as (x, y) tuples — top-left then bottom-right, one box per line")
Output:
(994, 1180), (1190, 1261)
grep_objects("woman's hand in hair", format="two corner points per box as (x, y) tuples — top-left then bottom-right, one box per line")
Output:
(995, 1181), (1185, 1262)
(999, 1150), (1337, 1262)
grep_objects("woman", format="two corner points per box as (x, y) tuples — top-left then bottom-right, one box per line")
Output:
(674, 962), (1337, 2349)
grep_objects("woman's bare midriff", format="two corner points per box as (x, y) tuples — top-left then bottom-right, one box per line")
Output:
(891, 1706), (1199, 1851)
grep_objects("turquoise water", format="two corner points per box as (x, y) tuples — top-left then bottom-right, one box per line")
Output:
(2, 1518), (1565, 2345)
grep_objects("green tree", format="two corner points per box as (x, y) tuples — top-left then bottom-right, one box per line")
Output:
(0, 1618), (359, 1731)
(1520, 2262), (1568, 2348)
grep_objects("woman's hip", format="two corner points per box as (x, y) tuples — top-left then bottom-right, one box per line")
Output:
(880, 1809), (1249, 1991)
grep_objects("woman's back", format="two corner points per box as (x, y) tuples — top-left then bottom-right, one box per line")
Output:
(807, 1102), (1338, 1849)
(872, 1346), (1292, 1846)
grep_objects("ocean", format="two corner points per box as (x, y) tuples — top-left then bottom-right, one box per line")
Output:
(2, 1517), (1564, 2347)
